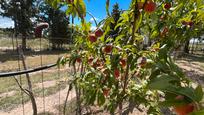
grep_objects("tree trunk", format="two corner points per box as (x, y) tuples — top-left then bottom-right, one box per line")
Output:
(184, 40), (190, 54)
(22, 35), (27, 50)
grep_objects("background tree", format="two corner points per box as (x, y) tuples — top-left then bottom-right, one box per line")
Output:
(38, 2), (72, 49)
(109, 3), (121, 40)
(0, 0), (37, 50)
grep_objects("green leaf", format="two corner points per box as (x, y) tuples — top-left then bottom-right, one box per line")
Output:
(148, 73), (202, 103)
(97, 90), (105, 106)
(195, 85), (203, 102)
(115, 35), (125, 43)
(87, 90), (97, 105)
(130, 57), (138, 71)
(196, 0), (204, 7)
(189, 110), (204, 115)
(149, 67), (160, 80)
(148, 74), (178, 90)
(106, 0), (110, 16)
(162, 86), (199, 103)
(159, 100), (186, 107)
(134, 14), (143, 33)
(110, 54), (120, 68)
(158, 44), (168, 60)
(150, 30), (159, 39)
(74, 0), (86, 19)
(172, 3), (184, 17)
(127, 54), (133, 65)
(168, 57), (186, 78)
(57, 56), (66, 67)
(52, 0), (58, 9)
(170, 87), (197, 103)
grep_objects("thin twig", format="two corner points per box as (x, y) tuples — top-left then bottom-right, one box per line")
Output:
(63, 83), (73, 115)
(13, 77), (30, 96)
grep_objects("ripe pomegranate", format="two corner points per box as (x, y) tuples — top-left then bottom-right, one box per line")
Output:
(95, 28), (103, 37)
(92, 59), (101, 68)
(188, 21), (193, 27)
(144, 0), (156, 13)
(103, 45), (113, 54)
(103, 88), (110, 97)
(88, 34), (97, 43)
(173, 103), (194, 115)
(164, 3), (171, 10)
(76, 57), (81, 63)
(88, 57), (94, 64)
(120, 59), (126, 67)
(163, 26), (169, 33)
(182, 20), (193, 27)
(160, 26), (169, 37)
(114, 68), (120, 79)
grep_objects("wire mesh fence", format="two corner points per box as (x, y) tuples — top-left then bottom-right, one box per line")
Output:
(0, 33), (78, 115)
(0, 65), (76, 115)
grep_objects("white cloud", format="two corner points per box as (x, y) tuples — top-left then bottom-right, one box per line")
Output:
(89, 17), (99, 22)
(0, 16), (14, 28)
(90, 17), (99, 30)
(90, 26), (97, 31)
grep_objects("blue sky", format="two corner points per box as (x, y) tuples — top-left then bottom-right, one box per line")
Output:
(84, 0), (131, 22)
(0, 0), (131, 28)
(0, 16), (14, 28)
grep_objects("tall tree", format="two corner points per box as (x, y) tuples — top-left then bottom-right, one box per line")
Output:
(0, 0), (37, 50)
(109, 3), (121, 39)
(38, 2), (71, 49)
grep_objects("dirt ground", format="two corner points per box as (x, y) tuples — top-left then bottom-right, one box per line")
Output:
(176, 54), (204, 86)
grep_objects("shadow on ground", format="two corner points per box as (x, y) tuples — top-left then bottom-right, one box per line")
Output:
(0, 49), (69, 62)
(179, 53), (204, 63)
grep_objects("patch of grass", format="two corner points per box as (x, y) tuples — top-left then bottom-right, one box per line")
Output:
(0, 37), (74, 50)
(0, 70), (69, 111)
(0, 51), (68, 72)
(0, 80), (68, 111)
(0, 38), (49, 49)
(0, 37), (72, 71)
(34, 81), (67, 97)
(0, 70), (67, 93)
(0, 92), (30, 111)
